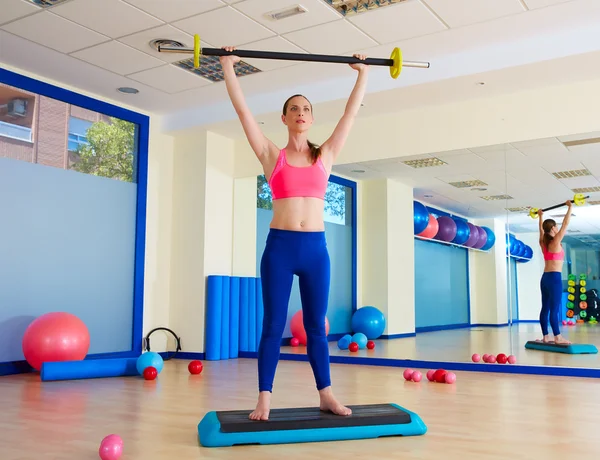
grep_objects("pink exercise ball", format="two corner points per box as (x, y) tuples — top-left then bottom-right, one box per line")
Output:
(22, 312), (90, 371)
(290, 310), (330, 346)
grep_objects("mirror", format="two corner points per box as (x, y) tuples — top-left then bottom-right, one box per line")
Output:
(504, 132), (600, 369)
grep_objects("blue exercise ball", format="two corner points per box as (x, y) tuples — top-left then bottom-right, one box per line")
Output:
(351, 332), (368, 349)
(451, 218), (470, 245)
(480, 226), (496, 250)
(337, 334), (352, 350)
(413, 201), (430, 235)
(136, 351), (164, 375)
(351, 306), (386, 340)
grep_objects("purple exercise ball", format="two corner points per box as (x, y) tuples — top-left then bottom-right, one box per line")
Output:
(464, 223), (479, 247)
(473, 226), (488, 249)
(434, 216), (457, 242)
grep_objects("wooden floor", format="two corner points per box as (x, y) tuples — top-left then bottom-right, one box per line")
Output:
(1, 358), (597, 459)
(283, 323), (600, 369)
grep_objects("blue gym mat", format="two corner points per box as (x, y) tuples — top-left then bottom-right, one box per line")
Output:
(197, 403), (427, 447)
(525, 340), (598, 354)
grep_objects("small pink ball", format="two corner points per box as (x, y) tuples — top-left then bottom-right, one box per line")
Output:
(562, 320), (567, 325)
(482, 354), (490, 362)
(411, 371), (422, 382)
(99, 434), (123, 460)
(507, 355), (516, 364)
(487, 355), (497, 363)
(472, 353), (481, 363)
(403, 369), (414, 381)
(426, 370), (435, 381)
(445, 372), (456, 384)
(290, 337), (300, 346)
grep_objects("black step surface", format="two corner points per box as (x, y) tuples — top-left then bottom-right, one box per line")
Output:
(215, 403), (412, 433)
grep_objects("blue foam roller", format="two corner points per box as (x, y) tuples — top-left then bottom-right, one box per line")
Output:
(255, 278), (263, 351)
(229, 277), (240, 359)
(239, 277), (249, 352)
(220, 276), (230, 360)
(248, 278), (256, 352)
(41, 358), (139, 381)
(206, 275), (223, 360)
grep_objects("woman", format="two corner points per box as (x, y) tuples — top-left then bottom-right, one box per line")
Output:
(220, 48), (369, 421)
(537, 201), (572, 344)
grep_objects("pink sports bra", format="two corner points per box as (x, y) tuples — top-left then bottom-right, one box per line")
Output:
(543, 244), (564, 261)
(268, 149), (328, 200)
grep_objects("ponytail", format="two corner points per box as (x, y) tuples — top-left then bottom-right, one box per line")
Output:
(307, 139), (321, 164)
(542, 218), (556, 251)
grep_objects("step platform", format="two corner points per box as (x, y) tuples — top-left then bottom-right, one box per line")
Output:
(197, 403), (427, 447)
(525, 340), (598, 354)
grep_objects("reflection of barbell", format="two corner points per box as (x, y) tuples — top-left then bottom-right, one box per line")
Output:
(529, 193), (589, 219)
(156, 34), (430, 79)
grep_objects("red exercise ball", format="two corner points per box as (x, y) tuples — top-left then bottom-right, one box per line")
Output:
(417, 214), (439, 239)
(22, 312), (90, 371)
(143, 366), (157, 380)
(496, 353), (508, 364)
(348, 342), (359, 352)
(433, 369), (448, 383)
(289, 310), (329, 346)
(188, 360), (203, 375)
(366, 340), (375, 350)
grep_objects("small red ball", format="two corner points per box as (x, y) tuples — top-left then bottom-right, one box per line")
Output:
(143, 366), (157, 380)
(188, 360), (203, 375)
(349, 342), (359, 352)
(433, 369), (447, 383)
(496, 353), (508, 364)
(290, 337), (300, 347)
(366, 340), (375, 350)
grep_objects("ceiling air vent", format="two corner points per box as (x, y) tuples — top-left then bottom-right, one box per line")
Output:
(402, 157), (446, 168)
(323, 0), (408, 16)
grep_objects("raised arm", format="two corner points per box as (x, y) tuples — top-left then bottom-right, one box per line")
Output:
(220, 52), (278, 163)
(555, 200), (573, 241)
(538, 210), (545, 247)
(321, 55), (370, 162)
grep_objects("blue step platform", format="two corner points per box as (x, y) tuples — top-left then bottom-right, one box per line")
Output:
(525, 340), (598, 354)
(198, 403), (427, 447)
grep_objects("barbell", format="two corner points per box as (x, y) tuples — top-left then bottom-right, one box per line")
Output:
(157, 34), (430, 79)
(528, 193), (589, 219)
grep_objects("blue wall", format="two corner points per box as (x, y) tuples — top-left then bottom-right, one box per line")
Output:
(0, 68), (148, 370)
(414, 238), (470, 330)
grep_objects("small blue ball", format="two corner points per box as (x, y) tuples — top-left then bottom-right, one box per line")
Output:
(136, 351), (164, 375)
(337, 334), (352, 350)
(351, 332), (368, 349)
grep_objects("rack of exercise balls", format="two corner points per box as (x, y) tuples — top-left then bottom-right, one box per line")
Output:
(413, 201), (496, 251)
(566, 273), (598, 325)
(506, 233), (533, 263)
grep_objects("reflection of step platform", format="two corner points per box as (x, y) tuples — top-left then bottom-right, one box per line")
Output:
(525, 340), (598, 354)
(198, 403), (427, 447)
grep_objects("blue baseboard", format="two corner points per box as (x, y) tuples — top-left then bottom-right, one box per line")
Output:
(172, 352), (206, 360)
(380, 332), (416, 339)
(416, 323), (470, 333)
(237, 351), (600, 379)
(470, 323), (509, 328)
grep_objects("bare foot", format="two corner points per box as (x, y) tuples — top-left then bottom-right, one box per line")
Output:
(536, 336), (552, 343)
(319, 387), (352, 416)
(249, 391), (271, 421)
(554, 335), (572, 345)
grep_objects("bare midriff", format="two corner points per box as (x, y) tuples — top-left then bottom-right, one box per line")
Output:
(270, 197), (325, 232)
(544, 259), (563, 273)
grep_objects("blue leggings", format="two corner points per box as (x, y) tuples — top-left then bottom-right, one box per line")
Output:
(258, 229), (331, 393)
(540, 271), (562, 336)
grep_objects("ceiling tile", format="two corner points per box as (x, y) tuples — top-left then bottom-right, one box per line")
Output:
(51, 0), (163, 39)
(233, 0), (341, 34)
(522, 0), (572, 9)
(239, 36), (307, 71)
(347, 0), (446, 45)
(1, 11), (109, 53)
(423, 0), (526, 28)
(119, 25), (207, 63)
(283, 19), (378, 55)
(122, 0), (225, 22)
(127, 64), (212, 93)
(0, 0), (40, 26)
(172, 6), (276, 47)
(70, 41), (164, 75)
(516, 142), (570, 157)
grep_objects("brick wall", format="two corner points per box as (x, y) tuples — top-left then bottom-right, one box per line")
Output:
(35, 96), (68, 169)
(0, 136), (34, 162)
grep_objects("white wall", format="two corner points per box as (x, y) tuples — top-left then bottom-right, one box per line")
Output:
(360, 178), (415, 335)
(468, 218), (509, 325)
(515, 233), (544, 321)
